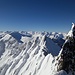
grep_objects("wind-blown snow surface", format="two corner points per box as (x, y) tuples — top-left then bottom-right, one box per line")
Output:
(0, 31), (66, 75)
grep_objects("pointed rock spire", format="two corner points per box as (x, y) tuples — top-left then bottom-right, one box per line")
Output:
(72, 23), (75, 30)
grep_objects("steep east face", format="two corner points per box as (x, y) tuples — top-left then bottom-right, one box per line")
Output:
(57, 23), (75, 75)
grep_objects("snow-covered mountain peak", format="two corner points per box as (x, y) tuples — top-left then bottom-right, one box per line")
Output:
(0, 34), (11, 41)
(71, 23), (75, 30)
(0, 31), (66, 75)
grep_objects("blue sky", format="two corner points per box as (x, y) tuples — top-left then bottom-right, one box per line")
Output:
(0, 0), (75, 32)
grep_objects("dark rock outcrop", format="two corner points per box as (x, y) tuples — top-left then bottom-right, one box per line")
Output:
(57, 23), (75, 75)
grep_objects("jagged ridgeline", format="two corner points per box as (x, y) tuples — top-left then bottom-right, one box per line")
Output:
(57, 23), (75, 75)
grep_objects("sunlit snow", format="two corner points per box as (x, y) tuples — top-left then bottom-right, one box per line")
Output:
(0, 31), (66, 75)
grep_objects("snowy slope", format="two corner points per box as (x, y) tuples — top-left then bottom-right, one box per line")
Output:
(0, 31), (66, 75)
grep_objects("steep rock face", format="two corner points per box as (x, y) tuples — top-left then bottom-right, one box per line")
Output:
(57, 23), (75, 74)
